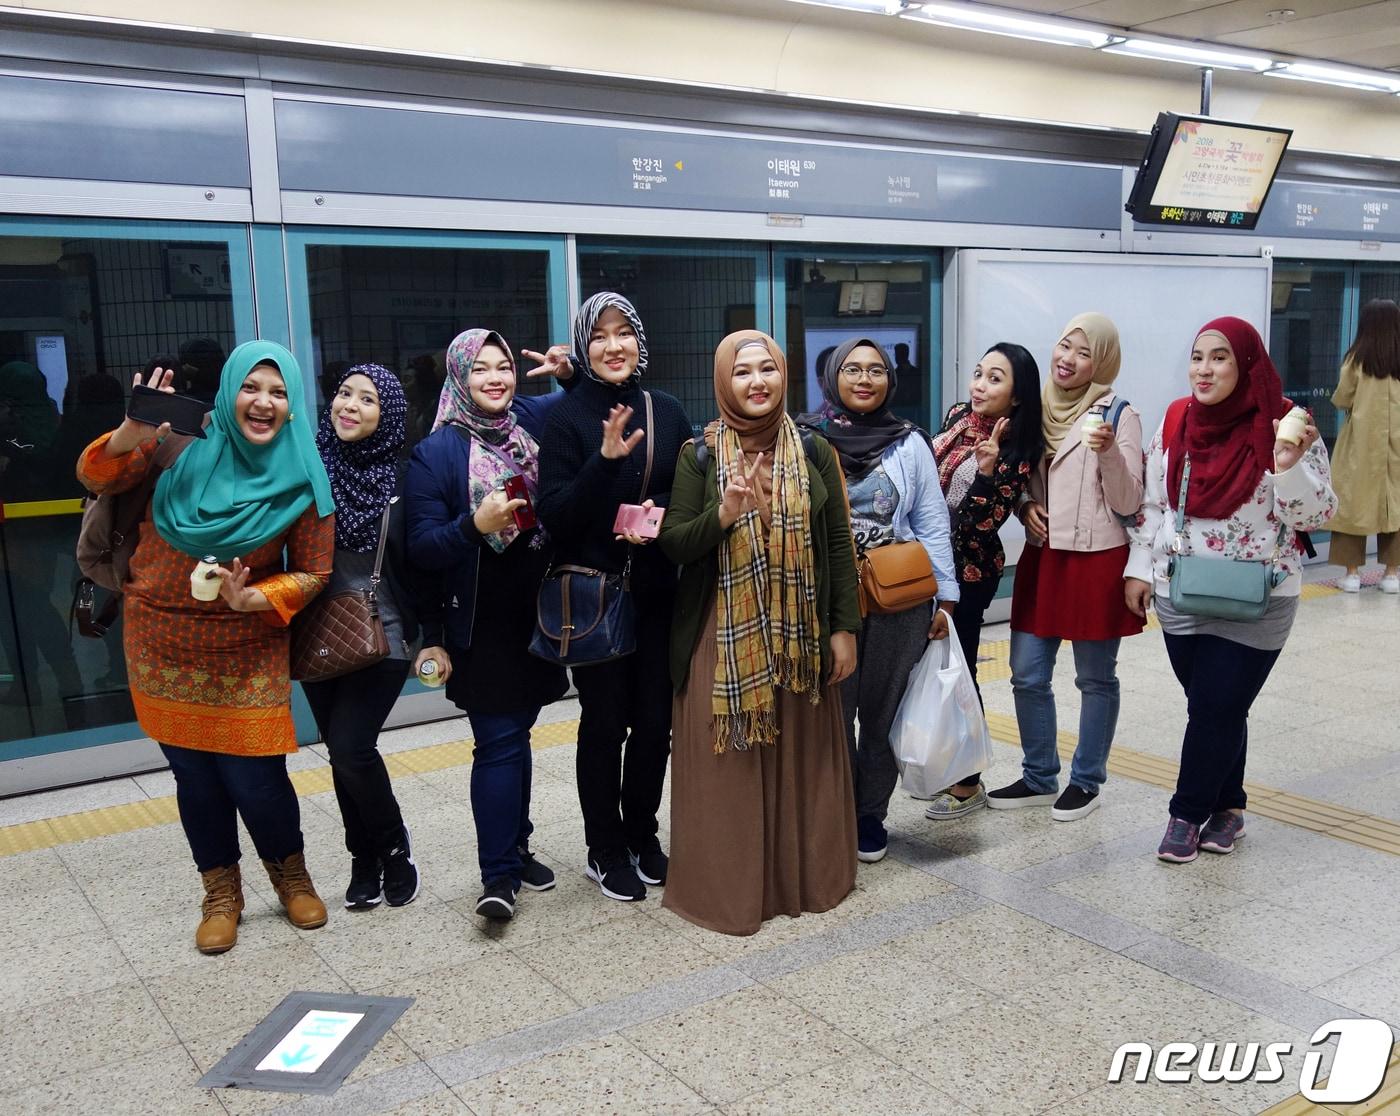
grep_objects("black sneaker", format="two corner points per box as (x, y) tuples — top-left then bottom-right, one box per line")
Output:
(344, 856), (383, 910)
(474, 878), (517, 920)
(627, 840), (668, 886)
(985, 778), (1059, 810)
(1051, 784), (1101, 822)
(585, 851), (647, 901)
(518, 848), (556, 892)
(381, 826), (420, 907)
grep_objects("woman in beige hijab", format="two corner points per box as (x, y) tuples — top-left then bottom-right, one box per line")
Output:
(989, 313), (1146, 822)
(659, 331), (861, 936)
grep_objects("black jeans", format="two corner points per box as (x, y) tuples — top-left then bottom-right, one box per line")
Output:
(951, 573), (1001, 789)
(1163, 632), (1281, 825)
(570, 589), (673, 859)
(302, 658), (410, 859)
(161, 744), (303, 873)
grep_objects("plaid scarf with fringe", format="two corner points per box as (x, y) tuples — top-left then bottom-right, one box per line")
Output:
(712, 415), (822, 753)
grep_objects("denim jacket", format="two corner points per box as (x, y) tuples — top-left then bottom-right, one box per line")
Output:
(876, 431), (960, 604)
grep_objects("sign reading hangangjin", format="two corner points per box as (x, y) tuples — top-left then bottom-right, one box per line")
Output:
(254, 1010), (365, 1075)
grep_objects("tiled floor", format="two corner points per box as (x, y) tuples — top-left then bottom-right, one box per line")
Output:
(1, 576), (1397, 1114)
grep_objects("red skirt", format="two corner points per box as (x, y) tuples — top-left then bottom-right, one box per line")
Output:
(1010, 543), (1144, 642)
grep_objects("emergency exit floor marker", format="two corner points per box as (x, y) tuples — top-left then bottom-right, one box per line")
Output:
(198, 991), (413, 1095)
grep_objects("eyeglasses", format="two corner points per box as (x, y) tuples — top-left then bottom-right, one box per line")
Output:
(838, 364), (889, 382)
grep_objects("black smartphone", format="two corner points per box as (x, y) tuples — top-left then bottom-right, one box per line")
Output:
(502, 474), (536, 530)
(126, 385), (210, 438)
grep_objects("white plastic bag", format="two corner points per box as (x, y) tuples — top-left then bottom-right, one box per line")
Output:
(889, 616), (995, 800)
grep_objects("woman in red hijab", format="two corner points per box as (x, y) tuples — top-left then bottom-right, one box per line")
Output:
(1124, 317), (1337, 864)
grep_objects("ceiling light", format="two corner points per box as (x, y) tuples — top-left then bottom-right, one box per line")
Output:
(782, 0), (916, 13)
(901, 2), (1118, 48)
(1103, 38), (1276, 72)
(1265, 61), (1400, 93)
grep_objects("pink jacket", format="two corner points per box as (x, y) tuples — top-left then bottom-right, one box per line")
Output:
(1027, 391), (1146, 553)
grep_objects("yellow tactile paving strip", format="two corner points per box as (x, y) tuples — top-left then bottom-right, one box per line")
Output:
(1262, 1049), (1400, 1114)
(0, 578), (1380, 863)
(0, 719), (579, 858)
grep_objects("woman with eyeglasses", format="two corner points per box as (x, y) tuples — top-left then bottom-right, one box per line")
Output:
(796, 339), (957, 864)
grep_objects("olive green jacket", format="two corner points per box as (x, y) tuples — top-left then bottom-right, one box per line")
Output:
(658, 433), (862, 695)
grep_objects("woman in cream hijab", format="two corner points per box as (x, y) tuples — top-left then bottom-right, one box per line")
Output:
(989, 313), (1146, 822)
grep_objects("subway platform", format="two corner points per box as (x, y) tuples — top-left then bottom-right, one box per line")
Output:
(0, 571), (1397, 1115)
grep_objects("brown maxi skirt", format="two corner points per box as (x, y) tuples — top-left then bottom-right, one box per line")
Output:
(663, 600), (857, 936)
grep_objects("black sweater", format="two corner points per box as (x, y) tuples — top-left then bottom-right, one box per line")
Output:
(537, 376), (693, 595)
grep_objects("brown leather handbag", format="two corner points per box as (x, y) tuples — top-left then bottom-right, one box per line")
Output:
(857, 540), (939, 616)
(290, 501), (393, 682)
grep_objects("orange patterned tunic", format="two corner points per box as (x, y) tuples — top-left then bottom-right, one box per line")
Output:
(78, 432), (334, 755)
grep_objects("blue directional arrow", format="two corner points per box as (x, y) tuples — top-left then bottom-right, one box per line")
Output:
(280, 1044), (316, 1068)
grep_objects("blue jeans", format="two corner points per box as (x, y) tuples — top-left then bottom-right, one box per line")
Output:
(466, 708), (539, 888)
(160, 744), (303, 873)
(1009, 631), (1121, 795)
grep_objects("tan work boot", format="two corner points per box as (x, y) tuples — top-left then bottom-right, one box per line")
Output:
(196, 864), (244, 954)
(262, 851), (328, 930)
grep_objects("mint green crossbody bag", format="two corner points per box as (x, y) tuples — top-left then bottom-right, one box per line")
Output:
(1166, 455), (1288, 622)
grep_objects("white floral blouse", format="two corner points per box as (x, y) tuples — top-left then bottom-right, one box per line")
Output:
(1125, 418), (1338, 597)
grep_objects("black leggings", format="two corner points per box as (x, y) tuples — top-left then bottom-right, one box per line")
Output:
(302, 658), (410, 858)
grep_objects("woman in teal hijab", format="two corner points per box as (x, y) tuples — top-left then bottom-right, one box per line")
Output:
(77, 341), (337, 956)
(153, 340), (334, 560)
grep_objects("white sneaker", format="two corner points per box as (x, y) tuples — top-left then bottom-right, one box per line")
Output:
(1382, 576), (1400, 595)
(1341, 573), (1362, 593)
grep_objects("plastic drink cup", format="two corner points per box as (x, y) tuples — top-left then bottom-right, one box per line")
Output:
(1276, 406), (1309, 446)
(190, 555), (221, 601)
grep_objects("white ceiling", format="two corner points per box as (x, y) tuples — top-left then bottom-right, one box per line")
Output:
(1002, 1), (1400, 69)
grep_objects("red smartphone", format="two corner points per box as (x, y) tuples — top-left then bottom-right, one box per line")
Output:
(502, 475), (536, 530)
(613, 503), (665, 539)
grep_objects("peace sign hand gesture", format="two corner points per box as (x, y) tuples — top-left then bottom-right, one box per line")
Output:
(718, 452), (763, 530)
(520, 344), (574, 382)
(975, 417), (1008, 477)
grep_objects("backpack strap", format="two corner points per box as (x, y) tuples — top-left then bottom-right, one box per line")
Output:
(1105, 394), (1130, 433)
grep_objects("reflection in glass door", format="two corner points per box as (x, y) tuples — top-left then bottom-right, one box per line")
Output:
(774, 247), (941, 430)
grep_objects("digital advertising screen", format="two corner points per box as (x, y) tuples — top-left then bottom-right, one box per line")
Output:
(1125, 112), (1292, 231)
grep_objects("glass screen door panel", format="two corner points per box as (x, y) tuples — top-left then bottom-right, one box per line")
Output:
(576, 238), (767, 428)
(0, 218), (253, 769)
(773, 247), (942, 430)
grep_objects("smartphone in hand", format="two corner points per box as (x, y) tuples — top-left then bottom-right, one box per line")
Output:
(502, 474), (536, 531)
(127, 385), (211, 438)
(612, 503), (665, 539)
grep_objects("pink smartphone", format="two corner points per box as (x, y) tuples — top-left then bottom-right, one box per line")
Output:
(613, 503), (665, 538)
